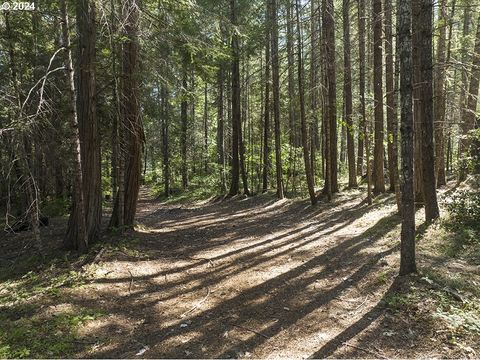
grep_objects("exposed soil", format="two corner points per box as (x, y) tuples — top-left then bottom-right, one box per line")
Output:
(1, 186), (479, 358)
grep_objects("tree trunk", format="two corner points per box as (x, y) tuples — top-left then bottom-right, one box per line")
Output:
(460, 15), (480, 181)
(434, 0), (447, 187)
(161, 85), (170, 197)
(343, 0), (357, 188)
(66, 0), (101, 244)
(217, 63), (226, 192)
(385, 0), (397, 193)
(111, 0), (143, 227)
(398, 0), (416, 275)
(296, 0), (317, 205)
(322, 0), (337, 196)
(204, 83), (208, 174)
(286, 0), (297, 148)
(416, 0), (440, 222)
(262, 9), (271, 193)
(372, 0), (385, 194)
(229, 0), (241, 196)
(270, 0), (284, 199)
(357, 0), (366, 177)
(60, 0), (88, 252)
(181, 59), (189, 190)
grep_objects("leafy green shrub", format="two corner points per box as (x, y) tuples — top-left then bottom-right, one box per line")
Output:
(445, 191), (480, 229)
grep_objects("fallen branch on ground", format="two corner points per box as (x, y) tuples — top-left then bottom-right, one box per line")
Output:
(180, 287), (211, 317)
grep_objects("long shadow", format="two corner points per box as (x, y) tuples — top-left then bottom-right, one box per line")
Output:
(81, 211), (401, 358)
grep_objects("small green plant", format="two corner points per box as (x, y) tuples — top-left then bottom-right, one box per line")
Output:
(445, 191), (480, 229)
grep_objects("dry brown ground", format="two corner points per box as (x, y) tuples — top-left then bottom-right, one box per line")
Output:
(1, 186), (479, 358)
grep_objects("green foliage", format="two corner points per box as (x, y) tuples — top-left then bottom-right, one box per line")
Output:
(445, 190), (480, 228)
(41, 197), (71, 218)
(0, 307), (103, 358)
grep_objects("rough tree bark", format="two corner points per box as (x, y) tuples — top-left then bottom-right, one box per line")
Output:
(343, 0), (357, 188)
(434, 0), (447, 187)
(398, 0), (416, 275)
(66, 0), (101, 245)
(372, 0), (385, 194)
(270, 0), (284, 198)
(229, 0), (241, 196)
(417, 0), (440, 222)
(60, 0), (88, 252)
(296, 0), (317, 205)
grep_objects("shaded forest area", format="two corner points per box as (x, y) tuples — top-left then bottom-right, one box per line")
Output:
(1, 0), (479, 358)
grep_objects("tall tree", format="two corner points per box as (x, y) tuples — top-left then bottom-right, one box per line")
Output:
(110, 0), (143, 227)
(181, 58), (189, 190)
(416, 0), (440, 222)
(270, 0), (284, 198)
(217, 62), (226, 192)
(372, 0), (385, 194)
(398, 0), (416, 275)
(66, 0), (101, 245)
(296, 0), (317, 205)
(229, 0), (241, 196)
(460, 14), (480, 180)
(434, 0), (448, 187)
(322, 0), (338, 196)
(60, 0), (88, 252)
(356, 0), (366, 177)
(343, 0), (357, 188)
(385, 0), (398, 193)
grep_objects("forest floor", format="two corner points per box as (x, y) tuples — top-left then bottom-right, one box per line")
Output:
(1, 184), (479, 358)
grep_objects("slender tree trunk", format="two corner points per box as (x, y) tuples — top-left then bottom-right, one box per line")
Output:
(372, 0), (385, 194)
(343, 0), (357, 188)
(457, 6), (472, 182)
(434, 0), (448, 187)
(181, 59), (189, 190)
(286, 0), (296, 148)
(60, 0), (88, 252)
(161, 85), (170, 197)
(217, 63), (226, 192)
(460, 15), (480, 180)
(357, 0), (366, 177)
(296, 0), (317, 205)
(398, 0), (416, 276)
(262, 12), (271, 193)
(385, 0), (397, 193)
(270, 0), (284, 198)
(203, 83), (208, 173)
(322, 0), (337, 196)
(229, 0), (241, 196)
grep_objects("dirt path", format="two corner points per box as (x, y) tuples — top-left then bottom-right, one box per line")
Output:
(2, 187), (478, 358)
(70, 189), (432, 358)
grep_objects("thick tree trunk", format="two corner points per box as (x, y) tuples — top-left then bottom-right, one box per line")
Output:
(66, 0), (101, 244)
(296, 0), (317, 205)
(110, 0), (143, 227)
(372, 0), (385, 194)
(343, 0), (357, 188)
(398, 0), (416, 275)
(416, 0), (440, 222)
(270, 0), (284, 198)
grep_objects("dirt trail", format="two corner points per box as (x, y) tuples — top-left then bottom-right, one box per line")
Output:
(3, 187), (477, 358)
(71, 188), (438, 358)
